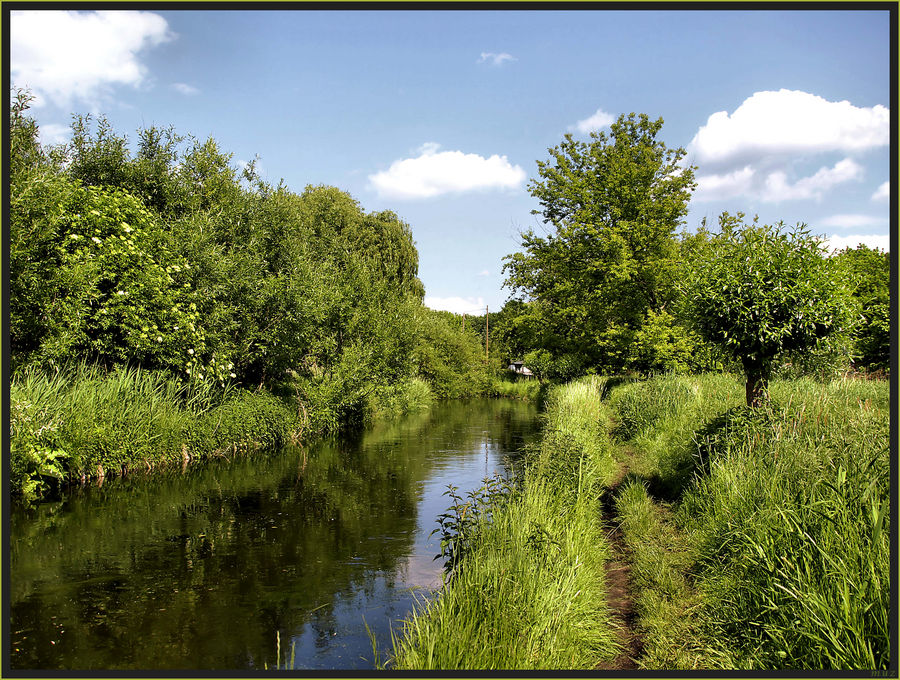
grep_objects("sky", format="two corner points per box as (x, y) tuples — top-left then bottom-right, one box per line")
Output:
(9, 8), (893, 315)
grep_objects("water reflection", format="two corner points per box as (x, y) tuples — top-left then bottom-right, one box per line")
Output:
(9, 398), (539, 670)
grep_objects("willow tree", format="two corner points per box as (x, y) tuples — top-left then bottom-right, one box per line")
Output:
(503, 113), (697, 373)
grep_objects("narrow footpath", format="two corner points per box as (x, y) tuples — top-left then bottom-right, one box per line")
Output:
(596, 448), (643, 670)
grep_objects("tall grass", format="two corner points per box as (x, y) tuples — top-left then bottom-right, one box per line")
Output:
(10, 363), (300, 498)
(363, 376), (434, 422)
(488, 373), (545, 402)
(388, 376), (620, 669)
(680, 378), (890, 669)
(608, 373), (890, 670)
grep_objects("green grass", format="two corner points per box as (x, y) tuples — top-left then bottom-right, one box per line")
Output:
(362, 376), (434, 422)
(607, 373), (890, 670)
(388, 376), (619, 669)
(614, 479), (715, 670)
(487, 373), (546, 402)
(10, 363), (301, 498)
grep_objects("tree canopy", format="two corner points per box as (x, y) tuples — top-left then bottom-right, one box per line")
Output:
(9, 89), (489, 432)
(503, 113), (698, 374)
(686, 213), (855, 406)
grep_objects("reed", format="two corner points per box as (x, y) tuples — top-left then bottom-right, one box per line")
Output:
(10, 362), (299, 497)
(488, 374), (545, 402)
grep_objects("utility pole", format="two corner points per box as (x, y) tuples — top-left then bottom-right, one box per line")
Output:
(485, 305), (489, 361)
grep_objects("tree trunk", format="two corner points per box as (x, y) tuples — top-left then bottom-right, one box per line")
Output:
(744, 361), (769, 408)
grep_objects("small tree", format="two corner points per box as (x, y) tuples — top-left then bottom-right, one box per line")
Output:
(688, 213), (854, 407)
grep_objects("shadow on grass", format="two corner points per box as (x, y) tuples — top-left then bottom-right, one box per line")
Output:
(616, 406), (767, 504)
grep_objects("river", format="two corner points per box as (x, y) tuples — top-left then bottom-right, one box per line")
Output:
(9, 398), (540, 670)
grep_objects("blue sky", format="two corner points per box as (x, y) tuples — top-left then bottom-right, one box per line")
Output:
(10, 8), (892, 315)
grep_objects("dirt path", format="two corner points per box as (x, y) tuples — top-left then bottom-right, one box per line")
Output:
(595, 449), (643, 670)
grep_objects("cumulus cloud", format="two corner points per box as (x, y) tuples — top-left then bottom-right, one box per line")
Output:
(761, 158), (863, 202)
(369, 143), (526, 200)
(688, 89), (889, 168)
(478, 52), (516, 66)
(424, 296), (486, 315)
(818, 214), (888, 230)
(37, 122), (71, 146)
(871, 181), (890, 202)
(172, 82), (199, 95)
(693, 166), (756, 202)
(821, 233), (890, 253)
(11, 10), (173, 109)
(694, 158), (863, 204)
(569, 108), (615, 134)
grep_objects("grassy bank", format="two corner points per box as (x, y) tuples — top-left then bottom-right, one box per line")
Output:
(388, 377), (619, 670)
(9, 364), (530, 502)
(609, 373), (890, 670)
(487, 373), (546, 402)
(9, 364), (435, 500)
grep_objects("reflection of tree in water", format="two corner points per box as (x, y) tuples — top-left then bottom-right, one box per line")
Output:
(9, 398), (538, 670)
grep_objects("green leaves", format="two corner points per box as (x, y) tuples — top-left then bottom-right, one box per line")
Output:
(504, 113), (696, 373)
(687, 214), (855, 405)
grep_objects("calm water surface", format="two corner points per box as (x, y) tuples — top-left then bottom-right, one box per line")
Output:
(9, 398), (539, 670)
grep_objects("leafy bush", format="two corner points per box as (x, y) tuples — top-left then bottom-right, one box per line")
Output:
(686, 214), (855, 406)
(9, 398), (69, 500)
(186, 389), (299, 458)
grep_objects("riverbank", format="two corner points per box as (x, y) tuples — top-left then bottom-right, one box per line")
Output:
(9, 363), (433, 500)
(388, 372), (890, 670)
(9, 364), (542, 501)
(389, 376), (620, 669)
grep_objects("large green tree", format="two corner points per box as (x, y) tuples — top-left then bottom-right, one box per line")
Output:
(687, 213), (855, 407)
(503, 113), (697, 373)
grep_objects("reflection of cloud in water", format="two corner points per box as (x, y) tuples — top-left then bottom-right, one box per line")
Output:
(398, 551), (443, 589)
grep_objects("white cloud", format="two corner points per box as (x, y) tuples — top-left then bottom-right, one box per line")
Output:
(871, 181), (890, 202)
(424, 296), (486, 315)
(818, 214), (888, 230)
(478, 52), (516, 66)
(569, 108), (615, 134)
(694, 166), (756, 202)
(369, 143), (526, 200)
(689, 89), (889, 167)
(761, 158), (863, 202)
(11, 10), (173, 109)
(478, 269), (490, 277)
(172, 82), (199, 96)
(37, 122), (71, 146)
(821, 233), (890, 253)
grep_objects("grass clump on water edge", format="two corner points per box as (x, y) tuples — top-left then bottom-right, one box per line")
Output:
(387, 376), (620, 670)
(487, 373), (546, 402)
(9, 362), (301, 499)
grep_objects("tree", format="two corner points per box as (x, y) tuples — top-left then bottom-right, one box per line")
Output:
(503, 113), (696, 373)
(832, 244), (890, 372)
(687, 213), (854, 407)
